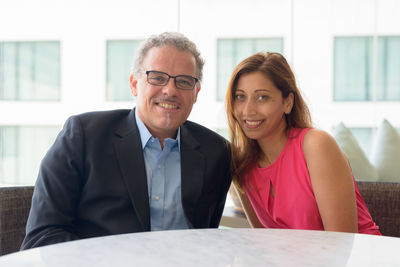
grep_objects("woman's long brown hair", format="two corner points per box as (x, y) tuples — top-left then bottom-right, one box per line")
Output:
(225, 52), (312, 189)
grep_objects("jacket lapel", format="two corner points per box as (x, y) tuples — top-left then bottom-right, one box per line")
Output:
(180, 124), (205, 227)
(113, 109), (150, 231)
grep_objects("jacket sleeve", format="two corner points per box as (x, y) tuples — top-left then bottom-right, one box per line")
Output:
(21, 115), (85, 249)
(209, 143), (232, 228)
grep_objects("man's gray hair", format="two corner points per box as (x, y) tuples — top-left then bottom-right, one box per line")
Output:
(132, 32), (205, 81)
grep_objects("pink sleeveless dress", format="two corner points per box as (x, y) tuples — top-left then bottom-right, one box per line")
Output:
(243, 127), (381, 235)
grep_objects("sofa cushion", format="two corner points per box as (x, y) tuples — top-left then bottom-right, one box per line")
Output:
(370, 119), (400, 182)
(333, 122), (378, 181)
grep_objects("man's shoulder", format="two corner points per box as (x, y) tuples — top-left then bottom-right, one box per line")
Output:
(63, 109), (134, 134)
(73, 109), (132, 121)
(182, 120), (228, 144)
(66, 109), (132, 126)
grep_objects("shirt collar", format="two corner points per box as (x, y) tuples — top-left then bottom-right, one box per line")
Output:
(135, 108), (181, 150)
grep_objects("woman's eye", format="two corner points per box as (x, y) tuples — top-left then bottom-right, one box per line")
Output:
(257, 95), (268, 100)
(235, 94), (244, 100)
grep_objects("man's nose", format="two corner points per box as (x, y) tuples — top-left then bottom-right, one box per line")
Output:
(162, 78), (178, 95)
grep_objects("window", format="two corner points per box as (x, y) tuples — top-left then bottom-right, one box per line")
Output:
(0, 41), (60, 101)
(216, 38), (283, 101)
(334, 36), (400, 101)
(0, 126), (59, 185)
(377, 36), (400, 100)
(334, 37), (373, 101)
(106, 40), (143, 101)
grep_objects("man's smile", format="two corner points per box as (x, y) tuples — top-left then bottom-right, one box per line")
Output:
(156, 102), (180, 110)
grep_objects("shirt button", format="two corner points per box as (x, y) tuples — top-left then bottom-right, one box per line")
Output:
(155, 196), (159, 200)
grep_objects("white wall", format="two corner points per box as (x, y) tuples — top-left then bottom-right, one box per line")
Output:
(1, 0), (399, 132)
(0, 0), (179, 126)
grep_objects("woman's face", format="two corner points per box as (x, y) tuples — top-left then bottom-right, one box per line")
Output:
(233, 71), (293, 141)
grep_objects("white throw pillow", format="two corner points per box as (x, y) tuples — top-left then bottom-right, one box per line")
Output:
(370, 119), (400, 182)
(333, 122), (378, 181)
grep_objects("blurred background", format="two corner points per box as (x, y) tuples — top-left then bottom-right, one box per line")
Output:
(1, 0), (400, 186)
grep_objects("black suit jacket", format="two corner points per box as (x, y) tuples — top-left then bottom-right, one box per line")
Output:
(21, 108), (232, 249)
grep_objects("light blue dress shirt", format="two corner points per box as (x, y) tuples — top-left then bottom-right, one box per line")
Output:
(135, 110), (190, 231)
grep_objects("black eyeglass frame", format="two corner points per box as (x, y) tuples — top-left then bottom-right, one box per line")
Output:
(137, 70), (199, 90)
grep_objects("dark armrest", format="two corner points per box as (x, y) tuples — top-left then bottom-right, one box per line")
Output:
(357, 181), (400, 237)
(0, 186), (34, 255)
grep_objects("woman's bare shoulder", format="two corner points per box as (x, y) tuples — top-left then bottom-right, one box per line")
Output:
(303, 128), (339, 155)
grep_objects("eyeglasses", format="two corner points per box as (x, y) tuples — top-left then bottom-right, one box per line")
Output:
(138, 70), (199, 90)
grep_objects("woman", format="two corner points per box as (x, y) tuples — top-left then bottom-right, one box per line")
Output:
(225, 52), (380, 235)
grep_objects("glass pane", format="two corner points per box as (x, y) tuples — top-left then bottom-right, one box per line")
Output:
(234, 39), (254, 64)
(377, 36), (400, 101)
(18, 42), (34, 100)
(217, 40), (235, 101)
(0, 126), (60, 185)
(106, 40), (142, 101)
(0, 41), (60, 101)
(216, 38), (283, 101)
(0, 43), (17, 99)
(254, 38), (283, 53)
(35, 42), (61, 100)
(0, 127), (18, 182)
(334, 37), (373, 101)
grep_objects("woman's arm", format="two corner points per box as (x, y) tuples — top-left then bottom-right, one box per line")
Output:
(233, 184), (264, 228)
(303, 129), (358, 233)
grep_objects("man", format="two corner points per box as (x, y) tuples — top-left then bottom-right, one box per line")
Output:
(21, 32), (232, 249)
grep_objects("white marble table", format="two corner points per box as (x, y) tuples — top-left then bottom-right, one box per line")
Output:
(1, 228), (399, 266)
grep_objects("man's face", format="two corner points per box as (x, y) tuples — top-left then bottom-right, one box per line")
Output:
(130, 46), (200, 140)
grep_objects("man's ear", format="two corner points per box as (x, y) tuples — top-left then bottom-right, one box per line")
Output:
(130, 74), (138, 96)
(285, 92), (294, 114)
(193, 84), (201, 103)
